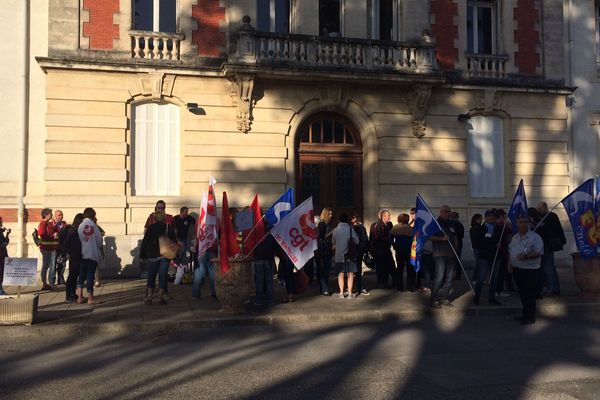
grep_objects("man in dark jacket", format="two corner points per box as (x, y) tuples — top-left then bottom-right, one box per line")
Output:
(471, 210), (503, 305)
(0, 216), (10, 295)
(351, 213), (370, 296)
(535, 201), (566, 296)
(370, 210), (395, 289)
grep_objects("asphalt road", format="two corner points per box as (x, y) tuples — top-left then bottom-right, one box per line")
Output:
(1, 312), (599, 400)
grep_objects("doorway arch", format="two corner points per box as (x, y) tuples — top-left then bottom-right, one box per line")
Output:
(296, 113), (364, 219)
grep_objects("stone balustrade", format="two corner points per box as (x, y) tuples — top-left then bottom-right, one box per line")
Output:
(465, 53), (510, 79)
(129, 30), (184, 61)
(231, 17), (437, 74)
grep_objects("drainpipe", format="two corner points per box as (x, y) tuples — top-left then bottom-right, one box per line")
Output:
(17, 0), (30, 257)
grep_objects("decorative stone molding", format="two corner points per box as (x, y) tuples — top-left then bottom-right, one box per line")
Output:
(137, 73), (176, 101)
(318, 86), (354, 111)
(230, 74), (255, 133)
(411, 85), (432, 138)
(474, 88), (503, 112)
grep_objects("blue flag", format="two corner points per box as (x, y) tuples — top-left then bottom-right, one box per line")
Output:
(507, 179), (529, 229)
(561, 179), (597, 258)
(410, 194), (442, 272)
(264, 188), (295, 227)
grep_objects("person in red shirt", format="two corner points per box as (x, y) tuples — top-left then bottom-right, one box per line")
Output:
(144, 200), (175, 231)
(38, 208), (59, 290)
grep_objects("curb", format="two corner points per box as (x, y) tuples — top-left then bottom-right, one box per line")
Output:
(2, 300), (600, 337)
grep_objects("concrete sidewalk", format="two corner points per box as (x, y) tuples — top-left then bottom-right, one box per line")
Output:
(2, 266), (599, 336)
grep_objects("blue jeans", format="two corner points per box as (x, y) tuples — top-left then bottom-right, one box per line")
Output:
(319, 255), (332, 294)
(254, 259), (274, 303)
(192, 251), (216, 298)
(541, 250), (560, 294)
(41, 250), (57, 285)
(147, 257), (169, 290)
(431, 256), (456, 303)
(77, 259), (97, 293)
(474, 257), (499, 302)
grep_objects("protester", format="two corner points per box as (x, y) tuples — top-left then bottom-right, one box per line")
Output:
(469, 213), (483, 283)
(471, 210), (502, 306)
(451, 212), (465, 279)
(332, 212), (359, 299)
(392, 213), (415, 292)
(62, 213), (83, 302)
(38, 208), (59, 290)
(317, 207), (334, 296)
(370, 209), (395, 289)
(192, 224), (219, 301)
(495, 209), (515, 296)
(279, 251), (296, 303)
(350, 213), (370, 296)
(0, 216), (11, 295)
(252, 228), (277, 306)
(408, 208), (416, 228)
(535, 201), (566, 296)
(53, 209), (68, 285)
(429, 205), (459, 308)
(173, 207), (196, 270)
(144, 200), (175, 231)
(77, 208), (103, 305)
(140, 211), (177, 305)
(509, 215), (544, 325)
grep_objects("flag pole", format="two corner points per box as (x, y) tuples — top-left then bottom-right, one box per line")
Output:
(419, 195), (475, 294)
(247, 231), (271, 256)
(242, 213), (267, 246)
(487, 217), (508, 285)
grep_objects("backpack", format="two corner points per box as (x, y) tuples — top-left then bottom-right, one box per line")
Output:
(32, 228), (42, 247)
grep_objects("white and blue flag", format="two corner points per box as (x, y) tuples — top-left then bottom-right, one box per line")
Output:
(561, 179), (597, 258)
(507, 179), (529, 228)
(264, 188), (295, 227)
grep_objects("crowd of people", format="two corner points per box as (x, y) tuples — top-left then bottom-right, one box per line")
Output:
(0, 199), (567, 324)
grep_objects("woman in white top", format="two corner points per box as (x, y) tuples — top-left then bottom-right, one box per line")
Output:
(332, 212), (360, 299)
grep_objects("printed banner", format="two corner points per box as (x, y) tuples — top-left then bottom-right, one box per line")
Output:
(271, 196), (318, 270)
(561, 179), (597, 258)
(3, 258), (38, 287)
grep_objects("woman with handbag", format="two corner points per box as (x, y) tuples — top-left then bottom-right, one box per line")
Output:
(140, 211), (178, 305)
(332, 212), (359, 299)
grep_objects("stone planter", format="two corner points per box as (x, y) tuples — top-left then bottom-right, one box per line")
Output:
(212, 256), (255, 313)
(571, 253), (600, 297)
(0, 294), (39, 325)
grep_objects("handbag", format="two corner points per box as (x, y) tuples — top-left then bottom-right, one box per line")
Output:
(158, 224), (180, 260)
(346, 226), (359, 262)
(362, 252), (376, 270)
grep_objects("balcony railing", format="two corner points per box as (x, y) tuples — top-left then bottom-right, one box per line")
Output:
(230, 17), (437, 74)
(465, 53), (509, 79)
(129, 30), (184, 61)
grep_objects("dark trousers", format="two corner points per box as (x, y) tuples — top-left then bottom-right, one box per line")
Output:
(417, 253), (433, 289)
(77, 259), (98, 294)
(375, 249), (395, 287)
(514, 268), (538, 322)
(281, 258), (295, 296)
(474, 257), (499, 302)
(304, 259), (315, 284)
(431, 256), (456, 303)
(395, 250), (416, 291)
(318, 255), (332, 294)
(55, 256), (66, 285)
(66, 257), (81, 299)
(355, 252), (365, 292)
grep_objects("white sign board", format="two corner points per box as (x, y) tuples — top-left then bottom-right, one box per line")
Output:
(3, 258), (38, 287)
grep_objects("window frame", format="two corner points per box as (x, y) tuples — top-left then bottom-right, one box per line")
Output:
(132, 0), (179, 33)
(596, 2), (600, 71)
(256, 0), (290, 33)
(319, 0), (342, 37)
(369, 0), (398, 41)
(467, 115), (505, 198)
(466, 0), (498, 55)
(131, 102), (181, 197)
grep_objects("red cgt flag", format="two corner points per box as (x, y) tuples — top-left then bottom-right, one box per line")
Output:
(219, 192), (241, 274)
(244, 193), (266, 256)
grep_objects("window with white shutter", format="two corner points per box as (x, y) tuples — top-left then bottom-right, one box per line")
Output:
(132, 102), (180, 196)
(467, 115), (504, 197)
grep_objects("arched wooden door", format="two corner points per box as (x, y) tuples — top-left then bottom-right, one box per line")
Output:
(296, 114), (363, 219)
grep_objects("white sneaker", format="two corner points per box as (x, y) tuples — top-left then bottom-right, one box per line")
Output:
(338, 293), (345, 299)
(360, 289), (370, 296)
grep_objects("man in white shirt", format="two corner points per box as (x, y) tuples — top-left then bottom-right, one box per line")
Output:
(508, 215), (544, 325)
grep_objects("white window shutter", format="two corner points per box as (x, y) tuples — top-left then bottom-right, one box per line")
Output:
(133, 103), (180, 196)
(468, 116), (504, 198)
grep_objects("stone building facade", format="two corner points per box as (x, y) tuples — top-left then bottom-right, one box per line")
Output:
(1, 0), (577, 274)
